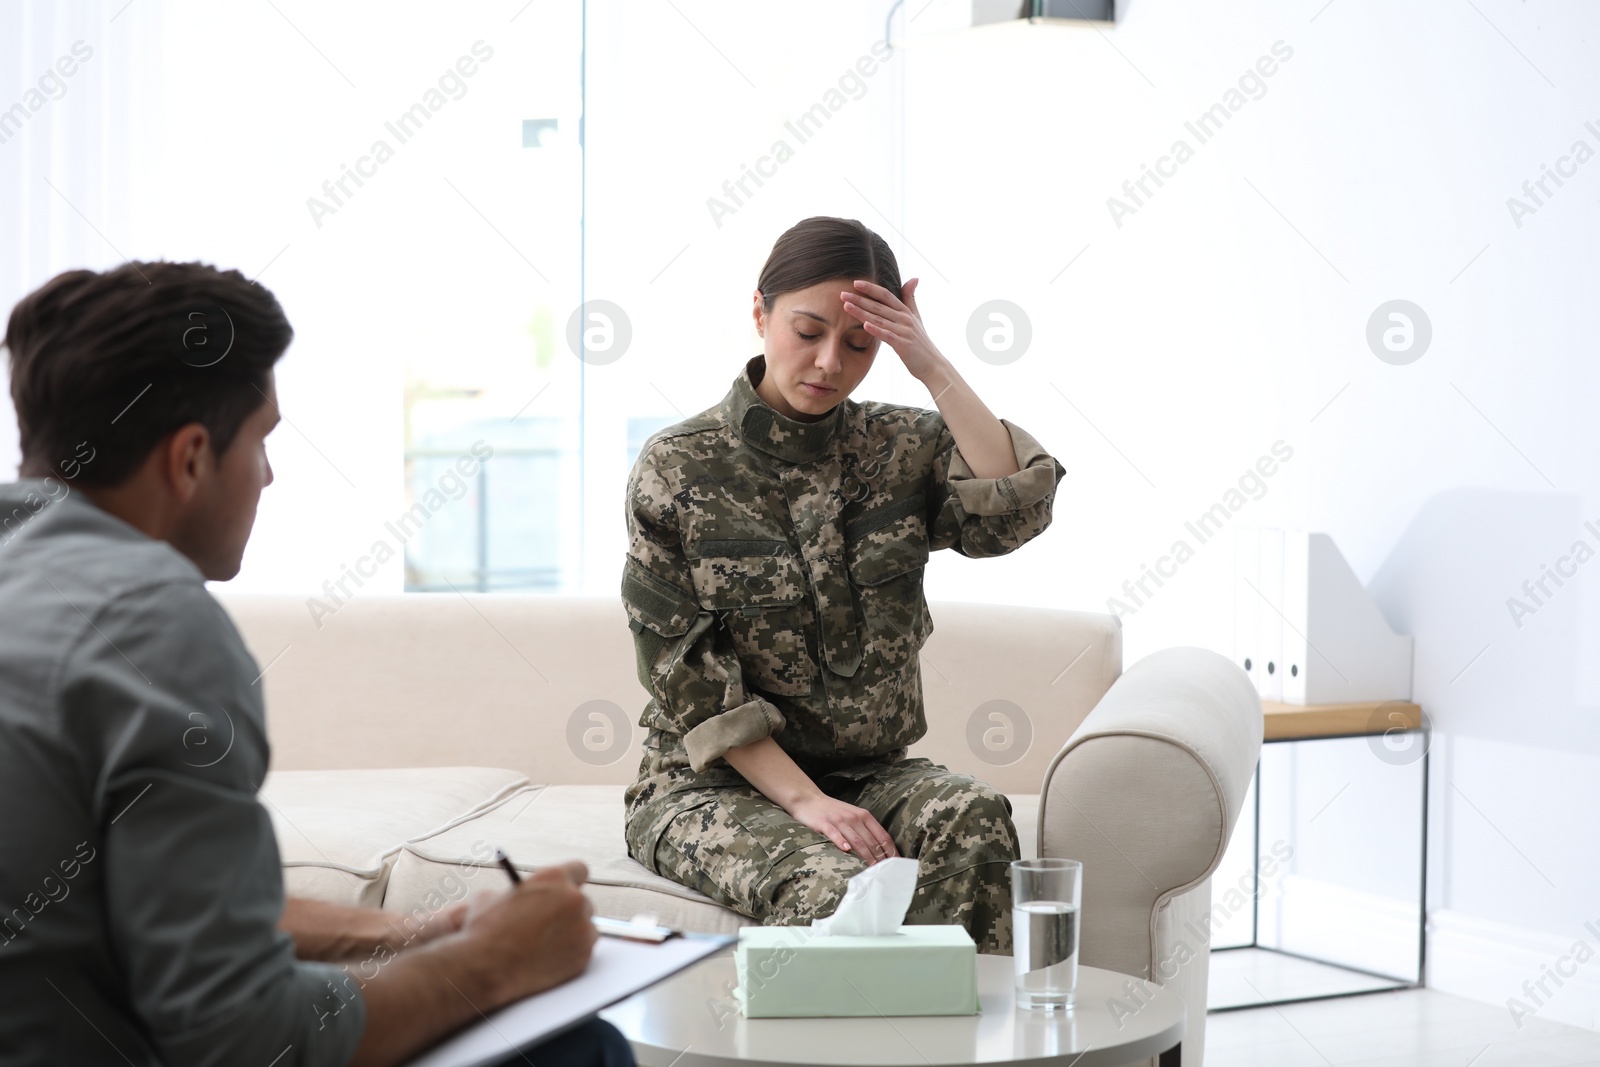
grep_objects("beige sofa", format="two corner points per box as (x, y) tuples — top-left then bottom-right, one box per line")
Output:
(218, 593), (1261, 1067)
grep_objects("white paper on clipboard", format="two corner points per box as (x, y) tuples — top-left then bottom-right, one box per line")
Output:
(405, 934), (733, 1067)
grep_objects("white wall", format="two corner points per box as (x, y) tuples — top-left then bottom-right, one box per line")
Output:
(893, 0), (1600, 1023)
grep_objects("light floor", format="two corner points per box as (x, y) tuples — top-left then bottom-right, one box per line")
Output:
(1206, 981), (1600, 1066)
(1209, 947), (1409, 1010)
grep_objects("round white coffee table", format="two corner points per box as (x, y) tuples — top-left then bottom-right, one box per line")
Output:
(600, 950), (1185, 1066)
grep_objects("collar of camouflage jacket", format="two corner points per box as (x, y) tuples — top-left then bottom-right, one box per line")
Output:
(723, 355), (849, 465)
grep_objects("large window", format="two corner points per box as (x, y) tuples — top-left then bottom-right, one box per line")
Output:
(7, 1), (1096, 617)
(395, 1), (911, 594)
(404, 415), (561, 591)
(6, 0), (924, 599)
(396, 3), (584, 591)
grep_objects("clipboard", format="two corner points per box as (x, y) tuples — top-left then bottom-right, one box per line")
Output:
(404, 932), (733, 1067)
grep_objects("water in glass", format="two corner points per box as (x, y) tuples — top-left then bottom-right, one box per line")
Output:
(1013, 899), (1079, 1009)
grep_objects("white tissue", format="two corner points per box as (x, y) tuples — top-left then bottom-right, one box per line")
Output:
(810, 857), (918, 936)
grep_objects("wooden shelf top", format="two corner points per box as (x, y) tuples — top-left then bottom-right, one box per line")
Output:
(1262, 699), (1422, 742)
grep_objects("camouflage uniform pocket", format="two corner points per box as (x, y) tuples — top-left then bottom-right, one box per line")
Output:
(621, 557), (700, 691)
(846, 503), (933, 672)
(688, 547), (818, 697)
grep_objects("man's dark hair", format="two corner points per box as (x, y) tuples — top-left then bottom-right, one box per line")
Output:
(5, 260), (292, 487)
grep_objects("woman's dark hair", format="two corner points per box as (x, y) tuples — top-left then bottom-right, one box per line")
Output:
(756, 216), (902, 311)
(5, 260), (292, 487)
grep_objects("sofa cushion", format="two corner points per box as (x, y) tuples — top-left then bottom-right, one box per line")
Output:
(381, 781), (1044, 930)
(261, 767), (531, 907)
(385, 784), (749, 933)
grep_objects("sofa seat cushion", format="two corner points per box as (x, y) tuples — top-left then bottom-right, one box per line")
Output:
(385, 784), (749, 934)
(381, 782), (1045, 932)
(261, 767), (531, 908)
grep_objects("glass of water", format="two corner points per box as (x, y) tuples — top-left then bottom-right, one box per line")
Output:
(1011, 857), (1082, 1011)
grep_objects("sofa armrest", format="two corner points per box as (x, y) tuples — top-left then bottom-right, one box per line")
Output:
(1037, 643), (1261, 979)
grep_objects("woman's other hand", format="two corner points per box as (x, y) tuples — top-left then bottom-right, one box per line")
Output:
(787, 793), (899, 865)
(721, 736), (899, 864)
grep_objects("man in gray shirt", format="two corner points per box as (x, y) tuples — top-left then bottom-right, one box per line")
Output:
(0, 262), (626, 1066)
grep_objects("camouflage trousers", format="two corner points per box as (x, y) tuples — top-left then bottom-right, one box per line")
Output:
(641, 757), (1020, 954)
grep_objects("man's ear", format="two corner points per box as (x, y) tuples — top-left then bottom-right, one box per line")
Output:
(162, 423), (213, 504)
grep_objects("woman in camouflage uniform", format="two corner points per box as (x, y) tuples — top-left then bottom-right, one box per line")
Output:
(620, 216), (1064, 953)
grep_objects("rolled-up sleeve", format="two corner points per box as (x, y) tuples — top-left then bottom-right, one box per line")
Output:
(621, 450), (785, 772)
(63, 584), (366, 1067)
(927, 417), (1065, 558)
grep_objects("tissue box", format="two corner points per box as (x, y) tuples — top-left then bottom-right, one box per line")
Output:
(736, 925), (978, 1017)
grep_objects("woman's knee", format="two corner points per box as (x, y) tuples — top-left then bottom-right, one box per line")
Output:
(930, 782), (1021, 861)
(762, 842), (864, 923)
(963, 783), (1014, 826)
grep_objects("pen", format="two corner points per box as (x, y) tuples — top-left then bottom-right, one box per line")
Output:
(494, 847), (522, 884)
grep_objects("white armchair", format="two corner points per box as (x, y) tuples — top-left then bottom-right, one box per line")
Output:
(1040, 646), (1263, 1066)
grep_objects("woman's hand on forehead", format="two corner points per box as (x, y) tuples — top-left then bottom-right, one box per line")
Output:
(839, 277), (946, 384)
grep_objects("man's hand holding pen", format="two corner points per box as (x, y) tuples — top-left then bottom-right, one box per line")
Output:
(457, 858), (599, 1004)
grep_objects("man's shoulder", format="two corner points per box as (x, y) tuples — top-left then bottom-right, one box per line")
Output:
(0, 486), (244, 683)
(1, 487), (205, 606)
(0, 489), (264, 787)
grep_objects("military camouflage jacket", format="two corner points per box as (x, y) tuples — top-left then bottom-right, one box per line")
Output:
(621, 356), (1065, 825)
